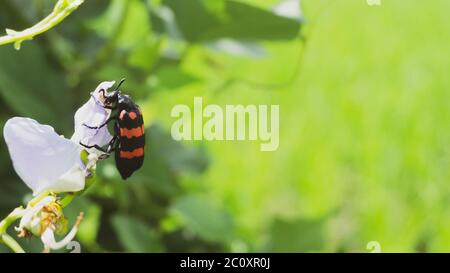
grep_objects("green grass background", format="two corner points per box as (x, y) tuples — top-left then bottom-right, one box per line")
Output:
(151, 0), (450, 252)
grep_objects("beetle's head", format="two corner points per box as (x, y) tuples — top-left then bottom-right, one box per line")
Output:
(104, 78), (125, 106)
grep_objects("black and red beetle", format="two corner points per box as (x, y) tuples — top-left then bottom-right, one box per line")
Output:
(80, 79), (145, 179)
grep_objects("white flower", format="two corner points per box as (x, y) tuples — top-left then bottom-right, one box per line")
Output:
(41, 224), (77, 251)
(15, 195), (83, 251)
(3, 82), (113, 195)
(71, 81), (115, 155)
(40, 213), (83, 251)
(1, 82), (114, 252)
(3, 117), (86, 195)
(17, 196), (56, 236)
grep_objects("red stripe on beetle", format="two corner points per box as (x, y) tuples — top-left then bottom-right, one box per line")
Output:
(120, 148), (144, 159)
(120, 125), (144, 138)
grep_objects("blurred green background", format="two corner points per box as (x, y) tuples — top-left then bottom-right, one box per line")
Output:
(1, 0), (450, 253)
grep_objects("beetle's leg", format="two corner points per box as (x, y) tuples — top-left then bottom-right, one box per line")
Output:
(79, 126), (120, 158)
(106, 135), (119, 152)
(98, 153), (110, 160)
(98, 136), (119, 159)
(79, 142), (110, 153)
(83, 116), (117, 129)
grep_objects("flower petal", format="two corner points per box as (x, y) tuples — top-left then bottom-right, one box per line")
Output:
(40, 213), (83, 250)
(4, 117), (85, 195)
(33, 165), (86, 195)
(71, 81), (115, 153)
(18, 196), (55, 230)
(41, 226), (77, 250)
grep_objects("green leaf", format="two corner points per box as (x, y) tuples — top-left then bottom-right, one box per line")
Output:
(88, 0), (151, 49)
(204, 0), (301, 41)
(128, 37), (162, 71)
(0, 44), (72, 129)
(151, 0), (301, 42)
(154, 65), (200, 90)
(267, 217), (326, 252)
(115, 0), (151, 49)
(87, 0), (128, 38)
(171, 195), (233, 243)
(111, 213), (164, 252)
(206, 39), (266, 58)
(152, 0), (220, 42)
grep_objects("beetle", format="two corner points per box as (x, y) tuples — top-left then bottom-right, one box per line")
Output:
(80, 79), (145, 180)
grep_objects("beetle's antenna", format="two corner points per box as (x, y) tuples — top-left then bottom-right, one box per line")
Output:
(115, 78), (126, 91)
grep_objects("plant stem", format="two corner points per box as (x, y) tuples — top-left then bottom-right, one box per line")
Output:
(0, 207), (26, 252)
(0, 193), (52, 252)
(0, 0), (85, 49)
(60, 193), (77, 208)
(1, 234), (25, 253)
(0, 207), (25, 235)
